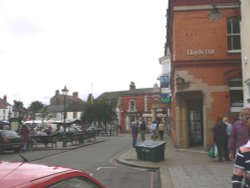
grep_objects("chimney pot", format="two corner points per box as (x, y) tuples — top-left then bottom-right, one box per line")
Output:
(129, 82), (136, 90)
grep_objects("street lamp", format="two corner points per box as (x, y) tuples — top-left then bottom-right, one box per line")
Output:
(61, 85), (69, 147)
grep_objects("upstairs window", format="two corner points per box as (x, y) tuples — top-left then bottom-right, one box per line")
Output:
(227, 17), (241, 53)
(129, 100), (136, 112)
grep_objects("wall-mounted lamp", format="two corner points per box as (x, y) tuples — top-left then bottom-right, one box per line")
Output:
(208, 3), (222, 20)
(244, 57), (248, 65)
(176, 74), (185, 85)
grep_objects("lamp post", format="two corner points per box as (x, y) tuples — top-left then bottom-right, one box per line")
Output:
(61, 85), (69, 147)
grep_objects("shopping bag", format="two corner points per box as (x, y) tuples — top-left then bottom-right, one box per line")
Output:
(208, 144), (216, 158)
(214, 144), (218, 157)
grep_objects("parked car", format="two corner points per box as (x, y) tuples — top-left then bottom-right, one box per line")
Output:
(86, 127), (102, 134)
(0, 130), (25, 153)
(0, 160), (107, 188)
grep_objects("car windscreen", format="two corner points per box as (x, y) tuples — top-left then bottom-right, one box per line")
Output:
(47, 176), (102, 188)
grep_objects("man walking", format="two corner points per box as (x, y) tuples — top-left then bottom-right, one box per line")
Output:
(131, 120), (139, 148)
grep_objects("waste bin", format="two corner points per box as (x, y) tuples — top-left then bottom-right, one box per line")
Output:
(135, 141), (166, 162)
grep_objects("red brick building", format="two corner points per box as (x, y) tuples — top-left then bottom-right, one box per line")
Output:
(166, 0), (242, 150)
(98, 82), (166, 132)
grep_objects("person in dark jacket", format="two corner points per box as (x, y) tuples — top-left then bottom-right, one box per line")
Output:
(131, 120), (138, 148)
(19, 125), (30, 151)
(214, 116), (229, 161)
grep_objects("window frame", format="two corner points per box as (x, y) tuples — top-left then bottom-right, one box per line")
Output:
(128, 99), (136, 112)
(229, 78), (243, 112)
(227, 16), (241, 53)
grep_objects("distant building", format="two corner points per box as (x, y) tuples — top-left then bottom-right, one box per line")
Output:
(0, 95), (12, 122)
(47, 90), (87, 122)
(97, 82), (167, 132)
(240, 0), (250, 107)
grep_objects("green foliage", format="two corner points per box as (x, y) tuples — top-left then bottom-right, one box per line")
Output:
(37, 106), (54, 120)
(28, 101), (44, 119)
(13, 100), (24, 109)
(81, 98), (117, 125)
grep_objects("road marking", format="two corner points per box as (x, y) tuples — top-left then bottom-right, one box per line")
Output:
(96, 166), (117, 171)
(89, 173), (94, 176)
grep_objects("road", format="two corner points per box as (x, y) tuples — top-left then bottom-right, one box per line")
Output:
(0, 134), (161, 188)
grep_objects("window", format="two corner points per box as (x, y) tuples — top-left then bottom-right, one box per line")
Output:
(229, 78), (243, 111)
(129, 100), (136, 112)
(73, 112), (77, 119)
(3, 110), (6, 121)
(247, 81), (250, 101)
(227, 17), (241, 52)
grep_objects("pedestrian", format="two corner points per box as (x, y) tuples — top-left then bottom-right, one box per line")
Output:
(19, 124), (30, 151)
(223, 116), (232, 140)
(130, 120), (138, 148)
(139, 117), (146, 142)
(150, 121), (158, 140)
(158, 120), (165, 141)
(232, 118), (250, 187)
(228, 107), (250, 160)
(213, 116), (229, 161)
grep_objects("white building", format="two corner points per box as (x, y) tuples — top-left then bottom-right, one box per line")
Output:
(240, 0), (250, 107)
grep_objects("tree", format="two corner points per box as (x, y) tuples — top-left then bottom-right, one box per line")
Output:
(28, 101), (44, 120)
(13, 100), (26, 122)
(81, 98), (117, 131)
(13, 100), (24, 109)
(36, 106), (54, 127)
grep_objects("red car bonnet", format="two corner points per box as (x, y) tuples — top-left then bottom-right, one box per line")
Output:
(0, 161), (73, 187)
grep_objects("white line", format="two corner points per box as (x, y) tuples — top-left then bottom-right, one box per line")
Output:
(89, 173), (94, 176)
(96, 166), (117, 171)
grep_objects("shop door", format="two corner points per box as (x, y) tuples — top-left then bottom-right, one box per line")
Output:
(188, 99), (203, 146)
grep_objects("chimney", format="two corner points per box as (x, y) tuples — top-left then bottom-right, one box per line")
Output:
(3, 95), (7, 102)
(56, 90), (60, 95)
(129, 82), (136, 90)
(73, 92), (78, 98)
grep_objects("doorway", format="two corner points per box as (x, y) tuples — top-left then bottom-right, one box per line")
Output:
(187, 99), (203, 146)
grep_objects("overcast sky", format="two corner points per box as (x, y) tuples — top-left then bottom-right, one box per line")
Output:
(0, 0), (167, 107)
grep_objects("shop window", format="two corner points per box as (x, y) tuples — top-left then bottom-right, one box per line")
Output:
(227, 17), (241, 53)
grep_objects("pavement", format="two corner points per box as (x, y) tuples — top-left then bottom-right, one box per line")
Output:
(28, 134), (234, 188)
(116, 135), (234, 188)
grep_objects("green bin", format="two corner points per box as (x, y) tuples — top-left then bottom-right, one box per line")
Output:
(135, 141), (166, 162)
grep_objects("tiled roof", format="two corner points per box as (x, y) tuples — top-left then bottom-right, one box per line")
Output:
(97, 87), (160, 100)
(48, 94), (87, 112)
(47, 104), (65, 112)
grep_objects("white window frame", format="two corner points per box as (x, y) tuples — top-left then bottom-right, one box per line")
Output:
(128, 99), (136, 112)
(227, 16), (241, 53)
(247, 81), (250, 101)
(229, 78), (243, 112)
